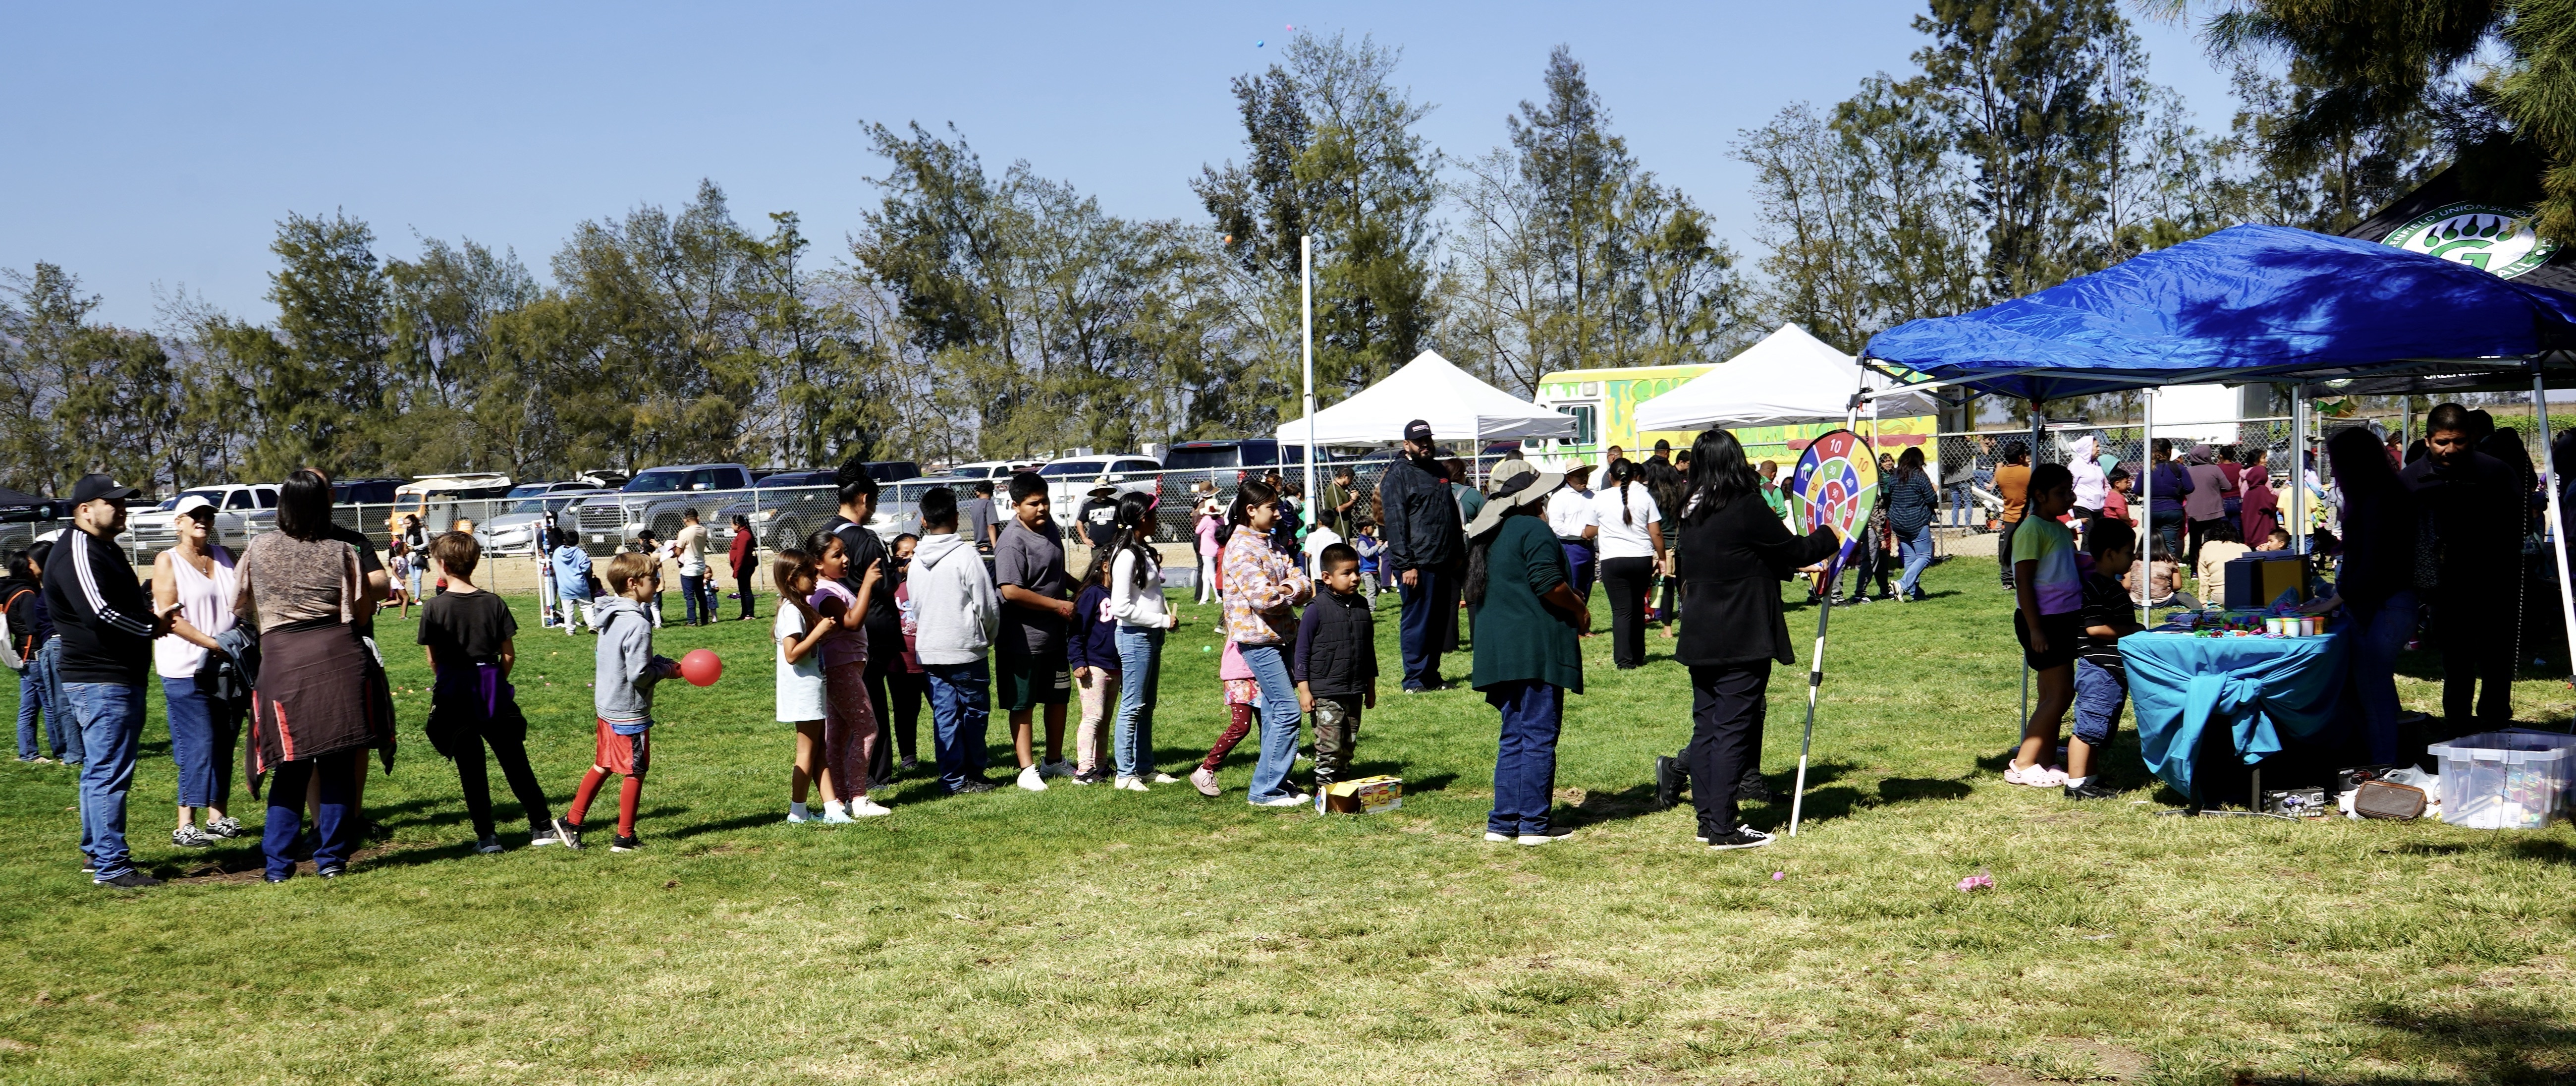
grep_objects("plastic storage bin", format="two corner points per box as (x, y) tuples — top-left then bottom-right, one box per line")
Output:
(2428, 732), (2576, 829)
(2500, 728), (2576, 811)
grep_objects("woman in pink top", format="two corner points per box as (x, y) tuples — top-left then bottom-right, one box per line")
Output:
(803, 529), (884, 819)
(1192, 486), (1224, 607)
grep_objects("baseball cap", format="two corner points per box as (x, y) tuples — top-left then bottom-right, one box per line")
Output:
(171, 495), (218, 521)
(68, 474), (141, 507)
(1403, 419), (1433, 444)
(1653, 439), (1672, 452)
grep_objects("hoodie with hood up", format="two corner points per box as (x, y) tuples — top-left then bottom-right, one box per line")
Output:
(592, 595), (671, 734)
(911, 532), (998, 666)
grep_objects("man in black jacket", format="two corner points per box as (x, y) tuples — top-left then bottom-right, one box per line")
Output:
(2400, 402), (2525, 733)
(44, 474), (177, 888)
(1377, 419), (1464, 691)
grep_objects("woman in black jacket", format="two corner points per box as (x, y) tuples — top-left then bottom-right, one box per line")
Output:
(1671, 428), (1841, 851)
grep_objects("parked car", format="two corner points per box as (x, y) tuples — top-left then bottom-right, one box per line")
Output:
(576, 463), (755, 555)
(485, 489), (615, 556)
(332, 477), (407, 505)
(501, 476), (620, 503)
(939, 460), (1042, 484)
(1035, 454), (1163, 513)
(384, 473), (514, 538)
(128, 484), (279, 551)
(1158, 439), (1328, 491)
(713, 469), (837, 552)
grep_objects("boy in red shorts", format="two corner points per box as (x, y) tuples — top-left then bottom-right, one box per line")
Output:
(560, 551), (679, 853)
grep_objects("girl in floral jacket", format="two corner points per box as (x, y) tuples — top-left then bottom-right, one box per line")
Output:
(1215, 480), (1313, 807)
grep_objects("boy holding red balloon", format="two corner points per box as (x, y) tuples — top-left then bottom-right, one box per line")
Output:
(561, 551), (682, 853)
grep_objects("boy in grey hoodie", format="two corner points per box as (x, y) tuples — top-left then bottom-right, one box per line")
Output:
(909, 487), (1001, 796)
(562, 552), (680, 851)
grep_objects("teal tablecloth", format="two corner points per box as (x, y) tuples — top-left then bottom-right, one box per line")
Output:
(2120, 629), (2348, 800)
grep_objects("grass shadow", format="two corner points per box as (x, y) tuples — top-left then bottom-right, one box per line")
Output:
(2336, 995), (2576, 1085)
(665, 812), (784, 841)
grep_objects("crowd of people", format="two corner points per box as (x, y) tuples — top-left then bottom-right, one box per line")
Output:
(8, 401), (2562, 885)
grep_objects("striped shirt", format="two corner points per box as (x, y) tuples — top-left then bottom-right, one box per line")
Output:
(43, 528), (156, 684)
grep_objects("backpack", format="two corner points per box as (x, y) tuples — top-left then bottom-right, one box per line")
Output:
(0, 586), (31, 673)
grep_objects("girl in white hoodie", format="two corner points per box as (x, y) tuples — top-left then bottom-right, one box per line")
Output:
(1103, 493), (1180, 791)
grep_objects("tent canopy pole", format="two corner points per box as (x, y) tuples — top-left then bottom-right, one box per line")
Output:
(2536, 364), (2576, 686)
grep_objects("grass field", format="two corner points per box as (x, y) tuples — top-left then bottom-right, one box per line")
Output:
(3, 555), (2575, 1085)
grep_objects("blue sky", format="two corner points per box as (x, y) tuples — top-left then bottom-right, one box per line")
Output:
(0, 1), (2238, 328)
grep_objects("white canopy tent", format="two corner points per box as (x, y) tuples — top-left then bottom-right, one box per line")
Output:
(1272, 349), (1577, 447)
(1634, 322), (1940, 431)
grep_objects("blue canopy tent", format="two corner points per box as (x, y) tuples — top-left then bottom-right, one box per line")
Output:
(1857, 224), (2576, 801)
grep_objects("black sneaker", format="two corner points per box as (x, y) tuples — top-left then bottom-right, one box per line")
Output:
(474, 836), (505, 855)
(949, 780), (998, 796)
(317, 865), (346, 879)
(96, 870), (164, 888)
(554, 818), (584, 850)
(609, 834), (640, 853)
(1705, 827), (1775, 851)
(1653, 756), (1685, 810)
(527, 824), (562, 848)
(1736, 775), (1777, 804)
(2064, 779), (2122, 800)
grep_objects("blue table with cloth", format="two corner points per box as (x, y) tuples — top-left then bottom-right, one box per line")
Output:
(2121, 629), (2349, 803)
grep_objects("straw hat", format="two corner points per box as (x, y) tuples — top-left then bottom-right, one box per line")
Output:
(1087, 473), (1118, 498)
(1466, 461), (1566, 537)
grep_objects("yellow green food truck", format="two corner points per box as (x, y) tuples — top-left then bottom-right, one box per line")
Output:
(1524, 366), (1940, 471)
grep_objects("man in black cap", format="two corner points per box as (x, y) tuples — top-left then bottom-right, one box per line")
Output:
(1650, 439), (1672, 464)
(1376, 419), (1465, 690)
(44, 474), (177, 888)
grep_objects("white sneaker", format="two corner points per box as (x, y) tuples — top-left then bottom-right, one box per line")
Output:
(1516, 833), (1561, 846)
(1151, 772), (1181, 785)
(1016, 764), (1048, 792)
(1115, 775), (1149, 792)
(785, 809), (811, 824)
(2003, 761), (2066, 788)
(1038, 759), (1075, 779)
(850, 800), (893, 818)
(1483, 831), (1513, 843)
(1250, 794), (1307, 807)
(822, 802), (854, 824)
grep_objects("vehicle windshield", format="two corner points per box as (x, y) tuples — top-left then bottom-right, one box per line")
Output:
(1038, 460), (1105, 478)
(623, 470), (692, 493)
(503, 498), (557, 515)
(1160, 446), (1240, 471)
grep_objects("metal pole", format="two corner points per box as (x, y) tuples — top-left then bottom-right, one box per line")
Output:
(1301, 235), (1319, 574)
(2536, 365), (2576, 685)
(2291, 385), (2307, 554)
(1788, 589), (1834, 838)
(2019, 402), (2042, 731)
(2139, 389), (2154, 625)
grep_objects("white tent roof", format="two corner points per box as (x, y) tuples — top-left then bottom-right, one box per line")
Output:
(1273, 350), (1577, 446)
(1635, 323), (1940, 431)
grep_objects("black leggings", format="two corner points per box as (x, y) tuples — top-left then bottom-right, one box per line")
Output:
(887, 670), (925, 762)
(1686, 661), (1770, 835)
(735, 570), (757, 619)
(1600, 557), (1656, 669)
(453, 730), (552, 839)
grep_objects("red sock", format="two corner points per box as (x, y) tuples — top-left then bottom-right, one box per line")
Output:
(568, 767), (609, 825)
(616, 776), (642, 838)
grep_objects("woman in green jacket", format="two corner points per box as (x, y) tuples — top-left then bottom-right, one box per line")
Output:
(1467, 463), (1592, 846)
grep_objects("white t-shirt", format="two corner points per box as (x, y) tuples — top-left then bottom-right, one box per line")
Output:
(774, 608), (827, 723)
(1547, 488), (1598, 541)
(1591, 483), (1663, 560)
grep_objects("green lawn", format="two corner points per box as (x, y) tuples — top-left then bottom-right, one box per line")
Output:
(2, 557), (2574, 1085)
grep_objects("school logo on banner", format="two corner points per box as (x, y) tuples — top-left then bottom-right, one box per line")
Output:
(2382, 203), (2562, 279)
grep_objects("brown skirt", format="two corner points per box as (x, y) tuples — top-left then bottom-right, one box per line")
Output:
(248, 620), (391, 775)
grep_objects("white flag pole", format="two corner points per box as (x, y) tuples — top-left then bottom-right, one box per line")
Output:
(1302, 235), (1319, 575)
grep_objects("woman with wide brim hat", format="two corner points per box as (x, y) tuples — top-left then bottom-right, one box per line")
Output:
(1466, 462), (1591, 846)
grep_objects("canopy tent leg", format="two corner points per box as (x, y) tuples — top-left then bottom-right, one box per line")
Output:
(2291, 386), (2308, 555)
(2139, 390), (2154, 625)
(2538, 367), (2576, 686)
(1300, 235), (1319, 576)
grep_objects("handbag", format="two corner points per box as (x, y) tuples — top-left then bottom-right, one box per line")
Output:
(2353, 780), (2428, 820)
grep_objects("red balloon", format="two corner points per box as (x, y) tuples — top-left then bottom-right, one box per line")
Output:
(679, 649), (722, 687)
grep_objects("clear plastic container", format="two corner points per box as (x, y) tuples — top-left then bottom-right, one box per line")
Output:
(2427, 732), (2576, 829)
(2499, 729), (2576, 811)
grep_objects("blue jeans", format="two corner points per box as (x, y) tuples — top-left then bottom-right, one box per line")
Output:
(1947, 483), (1973, 527)
(38, 640), (74, 763)
(1112, 626), (1164, 779)
(264, 749), (359, 880)
(65, 681), (145, 881)
(1238, 642), (1303, 802)
(162, 675), (235, 810)
(2347, 590), (2419, 764)
(680, 573), (707, 625)
(923, 659), (991, 793)
(2148, 507), (2187, 562)
(15, 668), (44, 760)
(1895, 525), (1934, 598)
(1397, 568), (1453, 690)
(1561, 544), (1595, 602)
(2071, 659), (2126, 746)
(1486, 680), (1564, 836)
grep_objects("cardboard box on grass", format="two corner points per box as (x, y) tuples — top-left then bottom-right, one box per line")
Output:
(1321, 775), (1403, 814)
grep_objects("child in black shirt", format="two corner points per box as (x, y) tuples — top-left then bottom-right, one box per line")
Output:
(2067, 519), (2143, 800)
(417, 532), (559, 851)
